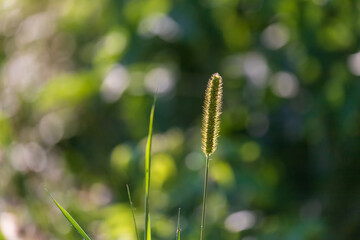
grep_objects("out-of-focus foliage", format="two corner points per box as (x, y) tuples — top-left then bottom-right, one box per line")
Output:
(1, 0), (360, 239)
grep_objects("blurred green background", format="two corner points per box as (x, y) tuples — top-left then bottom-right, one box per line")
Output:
(1, 0), (360, 239)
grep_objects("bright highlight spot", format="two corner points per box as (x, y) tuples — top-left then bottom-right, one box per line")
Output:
(0, 212), (20, 240)
(224, 210), (256, 232)
(145, 67), (175, 95)
(151, 153), (176, 187)
(101, 64), (130, 102)
(243, 53), (269, 88)
(10, 142), (47, 172)
(111, 144), (132, 173)
(138, 14), (181, 42)
(271, 71), (299, 98)
(348, 52), (360, 76)
(261, 23), (289, 50)
(39, 112), (64, 146)
(210, 160), (235, 187)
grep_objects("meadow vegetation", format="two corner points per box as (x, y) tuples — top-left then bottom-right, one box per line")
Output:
(1, 0), (360, 239)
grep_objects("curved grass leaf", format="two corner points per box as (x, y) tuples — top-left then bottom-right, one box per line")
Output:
(50, 195), (91, 240)
(144, 97), (156, 240)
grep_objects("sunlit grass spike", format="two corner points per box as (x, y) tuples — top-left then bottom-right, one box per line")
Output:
(200, 73), (223, 240)
(201, 72), (223, 157)
(49, 194), (91, 240)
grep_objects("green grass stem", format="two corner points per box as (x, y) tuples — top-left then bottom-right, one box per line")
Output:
(144, 97), (156, 240)
(126, 184), (140, 240)
(176, 208), (181, 240)
(200, 155), (210, 240)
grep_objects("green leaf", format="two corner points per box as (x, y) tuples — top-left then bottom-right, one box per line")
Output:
(50, 194), (92, 240)
(144, 97), (156, 240)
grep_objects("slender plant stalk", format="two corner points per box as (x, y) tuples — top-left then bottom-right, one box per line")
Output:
(200, 155), (210, 240)
(200, 73), (223, 240)
(176, 208), (181, 240)
(144, 97), (156, 240)
(126, 184), (140, 240)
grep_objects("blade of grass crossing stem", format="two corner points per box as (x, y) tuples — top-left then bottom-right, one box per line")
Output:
(50, 195), (91, 240)
(176, 208), (181, 240)
(145, 97), (156, 240)
(127, 184), (140, 240)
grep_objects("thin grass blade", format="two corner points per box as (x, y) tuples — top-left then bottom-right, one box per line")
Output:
(127, 184), (140, 240)
(176, 208), (181, 240)
(50, 195), (91, 240)
(144, 97), (156, 240)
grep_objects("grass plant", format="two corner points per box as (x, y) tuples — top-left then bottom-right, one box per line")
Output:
(50, 194), (92, 240)
(51, 73), (223, 240)
(144, 97), (156, 240)
(200, 73), (223, 240)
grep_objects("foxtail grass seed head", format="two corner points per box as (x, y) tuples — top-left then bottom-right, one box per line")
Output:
(201, 73), (223, 157)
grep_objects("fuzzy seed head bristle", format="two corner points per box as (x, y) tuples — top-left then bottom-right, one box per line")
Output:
(201, 73), (223, 157)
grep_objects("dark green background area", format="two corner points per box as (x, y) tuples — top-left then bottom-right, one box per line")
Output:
(1, 0), (360, 239)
